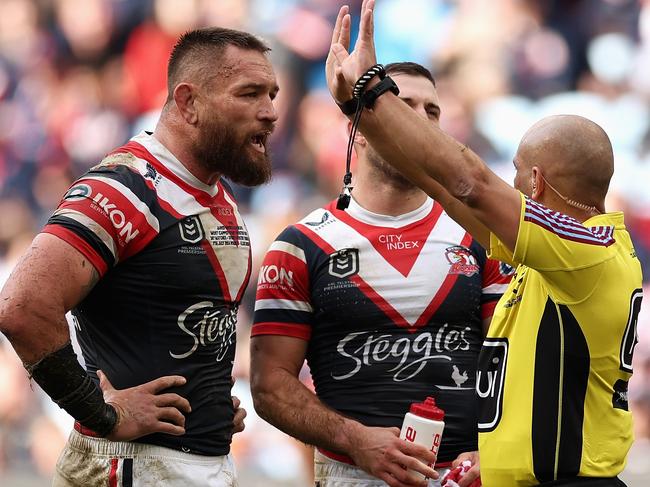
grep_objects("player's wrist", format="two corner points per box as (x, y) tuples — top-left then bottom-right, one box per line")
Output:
(335, 418), (366, 457)
(25, 342), (119, 437)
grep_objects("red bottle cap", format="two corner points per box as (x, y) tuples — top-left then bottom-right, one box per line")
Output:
(409, 397), (445, 420)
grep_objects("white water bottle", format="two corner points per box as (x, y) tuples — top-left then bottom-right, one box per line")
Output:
(399, 396), (445, 480)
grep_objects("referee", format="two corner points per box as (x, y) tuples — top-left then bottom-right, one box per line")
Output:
(324, 2), (643, 486)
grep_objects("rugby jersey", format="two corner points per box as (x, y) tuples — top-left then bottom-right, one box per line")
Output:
(479, 193), (643, 485)
(42, 131), (251, 455)
(252, 197), (512, 462)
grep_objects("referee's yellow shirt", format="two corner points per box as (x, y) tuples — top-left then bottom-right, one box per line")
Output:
(479, 193), (643, 486)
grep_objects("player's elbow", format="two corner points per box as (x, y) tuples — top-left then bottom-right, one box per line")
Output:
(450, 163), (490, 209)
(250, 374), (275, 421)
(0, 297), (22, 343)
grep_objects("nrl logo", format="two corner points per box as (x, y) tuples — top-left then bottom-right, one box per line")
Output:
(179, 216), (204, 244)
(328, 248), (359, 278)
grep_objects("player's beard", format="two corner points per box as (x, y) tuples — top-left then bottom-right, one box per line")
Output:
(365, 144), (416, 191)
(193, 114), (273, 187)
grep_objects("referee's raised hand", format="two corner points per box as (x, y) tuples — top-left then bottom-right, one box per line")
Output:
(98, 370), (192, 441)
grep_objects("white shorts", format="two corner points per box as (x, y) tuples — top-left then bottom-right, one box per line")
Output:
(314, 451), (449, 487)
(52, 429), (238, 487)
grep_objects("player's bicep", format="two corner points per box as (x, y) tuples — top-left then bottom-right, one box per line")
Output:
(4, 233), (100, 314)
(250, 335), (308, 379)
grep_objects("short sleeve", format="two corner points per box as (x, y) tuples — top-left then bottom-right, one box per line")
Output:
(489, 192), (616, 302)
(252, 226), (314, 340)
(480, 257), (514, 320)
(41, 157), (160, 276)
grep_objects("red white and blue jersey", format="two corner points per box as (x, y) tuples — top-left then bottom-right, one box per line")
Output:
(252, 197), (512, 462)
(42, 132), (251, 455)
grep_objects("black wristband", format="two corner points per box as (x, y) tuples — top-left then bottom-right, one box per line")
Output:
(337, 98), (359, 116)
(353, 64), (386, 99)
(26, 343), (118, 437)
(360, 76), (400, 108)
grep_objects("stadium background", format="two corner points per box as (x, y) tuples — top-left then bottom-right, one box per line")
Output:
(0, 0), (649, 485)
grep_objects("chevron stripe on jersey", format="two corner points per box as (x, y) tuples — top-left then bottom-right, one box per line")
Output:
(253, 197), (511, 462)
(108, 137), (251, 302)
(296, 206), (470, 330)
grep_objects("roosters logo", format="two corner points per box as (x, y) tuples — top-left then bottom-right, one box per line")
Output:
(445, 246), (479, 277)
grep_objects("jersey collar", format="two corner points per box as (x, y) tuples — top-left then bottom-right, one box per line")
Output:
(131, 131), (220, 197)
(346, 196), (434, 228)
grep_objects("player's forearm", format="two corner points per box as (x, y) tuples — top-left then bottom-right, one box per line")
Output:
(358, 92), (490, 208)
(0, 294), (71, 364)
(251, 367), (363, 455)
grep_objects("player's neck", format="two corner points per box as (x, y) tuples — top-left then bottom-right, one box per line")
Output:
(153, 120), (221, 186)
(352, 171), (429, 217)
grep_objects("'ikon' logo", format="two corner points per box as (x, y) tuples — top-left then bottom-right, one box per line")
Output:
(179, 216), (204, 244)
(328, 248), (359, 278)
(258, 265), (294, 288)
(65, 184), (140, 243)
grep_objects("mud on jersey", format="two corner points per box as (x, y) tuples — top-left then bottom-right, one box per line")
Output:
(42, 132), (251, 455)
(252, 198), (512, 462)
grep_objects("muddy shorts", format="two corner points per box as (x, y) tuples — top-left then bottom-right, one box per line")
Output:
(52, 428), (237, 487)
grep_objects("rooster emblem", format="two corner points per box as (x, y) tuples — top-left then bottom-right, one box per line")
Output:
(451, 365), (468, 388)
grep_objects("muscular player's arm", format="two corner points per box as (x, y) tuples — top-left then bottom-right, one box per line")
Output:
(0, 233), (97, 362)
(0, 233), (191, 440)
(250, 335), (437, 487)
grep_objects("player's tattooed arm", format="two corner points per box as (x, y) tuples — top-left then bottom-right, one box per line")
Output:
(80, 259), (100, 299)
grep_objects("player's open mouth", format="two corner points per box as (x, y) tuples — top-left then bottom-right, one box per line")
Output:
(250, 131), (270, 153)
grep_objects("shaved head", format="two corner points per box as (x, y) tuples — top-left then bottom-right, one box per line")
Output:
(515, 115), (614, 206)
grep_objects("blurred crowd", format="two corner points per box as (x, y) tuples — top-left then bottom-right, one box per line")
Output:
(0, 0), (650, 485)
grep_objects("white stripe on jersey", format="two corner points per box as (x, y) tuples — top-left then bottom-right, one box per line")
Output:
(132, 131), (219, 197)
(198, 210), (251, 303)
(482, 283), (510, 295)
(124, 153), (250, 302)
(268, 241), (307, 263)
(299, 208), (467, 327)
(82, 175), (161, 232)
(255, 299), (314, 313)
(132, 156), (213, 217)
(52, 208), (118, 259)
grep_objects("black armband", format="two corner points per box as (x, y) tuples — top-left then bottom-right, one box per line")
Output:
(360, 76), (400, 108)
(26, 343), (118, 437)
(337, 98), (359, 116)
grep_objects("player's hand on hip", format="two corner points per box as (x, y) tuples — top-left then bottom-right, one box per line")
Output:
(98, 370), (191, 441)
(232, 395), (247, 434)
(348, 424), (438, 487)
(326, 0), (378, 104)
